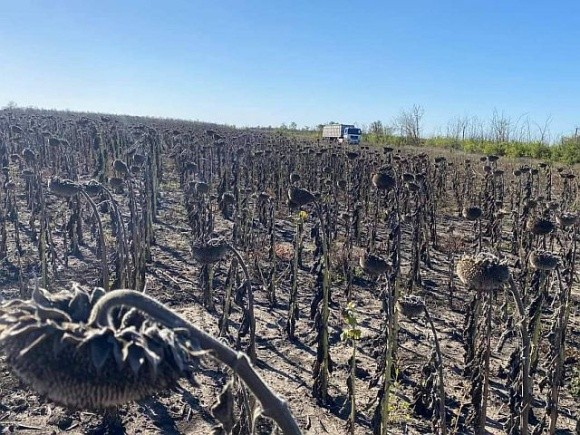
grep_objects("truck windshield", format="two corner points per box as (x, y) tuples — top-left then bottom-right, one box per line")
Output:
(347, 128), (361, 135)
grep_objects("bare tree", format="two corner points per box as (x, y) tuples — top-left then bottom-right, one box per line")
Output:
(396, 104), (424, 145)
(366, 120), (395, 142)
(465, 115), (483, 142)
(516, 114), (532, 143)
(446, 115), (471, 141)
(2, 101), (18, 110)
(369, 120), (383, 136)
(534, 115), (552, 144)
(490, 109), (512, 143)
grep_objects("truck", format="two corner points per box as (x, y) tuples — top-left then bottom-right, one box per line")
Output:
(322, 124), (362, 145)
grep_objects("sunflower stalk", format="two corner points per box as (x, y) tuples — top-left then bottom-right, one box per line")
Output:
(341, 302), (361, 435)
(79, 190), (109, 291)
(226, 242), (257, 364)
(546, 267), (572, 434)
(312, 201), (332, 404)
(286, 211), (305, 339)
(507, 277), (531, 435)
(424, 306), (447, 435)
(89, 290), (302, 435)
(219, 257), (238, 337)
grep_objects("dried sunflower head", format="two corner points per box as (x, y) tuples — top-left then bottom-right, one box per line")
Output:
(406, 181), (421, 193)
(371, 172), (396, 191)
(113, 159), (130, 176)
(22, 148), (36, 164)
(257, 192), (270, 203)
(220, 192), (235, 206)
(336, 179), (347, 190)
(185, 161), (197, 172)
(397, 295), (425, 319)
(21, 168), (35, 178)
(462, 206), (482, 221)
(456, 252), (510, 291)
(0, 283), (203, 410)
(191, 239), (229, 265)
(48, 178), (81, 198)
(195, 181), (210, 195)
(359, 252), (391, 276)
(287, 187), (316, 207)
(289, 173), (301, 183)
(557, 212), (577, 228)
(529, 250), (560, 271)
(133, 153), (145, 166)
(526, 217), (555, 235)
(109, 177), (125, 190)
(84, 180), (103, 197)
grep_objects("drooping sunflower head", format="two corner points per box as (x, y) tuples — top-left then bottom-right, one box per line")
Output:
(0, 283), (202, 410)
(191, 238), (229, 265)
(456, 252), (510, 292)
(529, 250), (560, 271)
(359, 252), (391, 276)
(396, 295), (426, 320)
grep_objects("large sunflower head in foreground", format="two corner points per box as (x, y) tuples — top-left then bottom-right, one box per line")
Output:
(0, 283), (202, 410)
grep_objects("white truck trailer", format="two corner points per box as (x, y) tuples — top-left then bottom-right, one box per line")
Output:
(322, 124), (361, 145)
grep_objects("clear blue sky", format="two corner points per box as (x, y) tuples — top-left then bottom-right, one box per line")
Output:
(1, 1), (579, 139)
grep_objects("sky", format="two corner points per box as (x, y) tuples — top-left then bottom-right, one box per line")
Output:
(1, 0), (579, 139)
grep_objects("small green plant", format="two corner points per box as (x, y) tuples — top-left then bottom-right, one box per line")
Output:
(388, 370), (412, 425)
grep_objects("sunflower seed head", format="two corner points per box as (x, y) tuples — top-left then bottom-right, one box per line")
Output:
(84, 180), (103, 196)
(527, 217), (555, 235)
(0, 284), (204, 409)
(191, 238), (229, 264)
(287, 187), (315, 207)
(456, 252), (510, 291)
(529, 250), (560, 271)
(48, 178), (81, 198)
(372, 172), (396, 191)
(397, 295), (425, 319)
(109, 177), (125, 189)
(359, 253), (390, 276)
(462, 206), (482, 221)
(113, 159), (130, 176)
(557, 212), (577, 228)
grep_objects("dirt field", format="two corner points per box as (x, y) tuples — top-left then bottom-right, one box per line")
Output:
(0, 111), (579, 434)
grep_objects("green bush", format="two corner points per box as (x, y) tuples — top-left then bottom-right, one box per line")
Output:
(423, 135), (578, 165)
